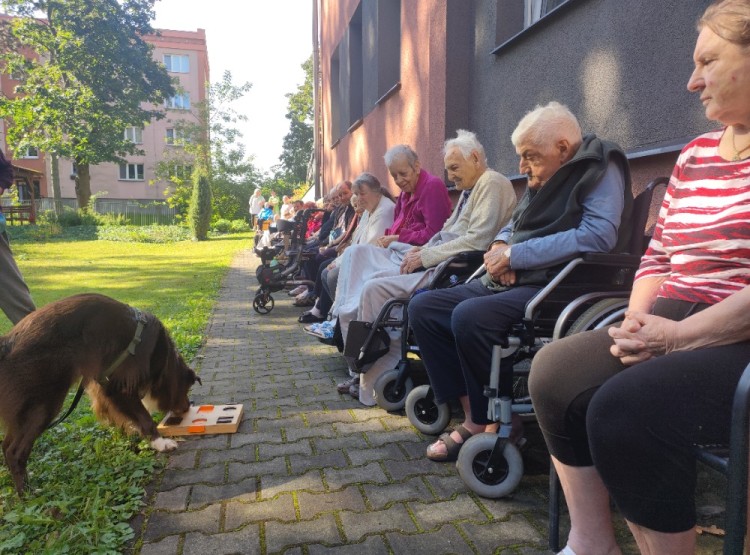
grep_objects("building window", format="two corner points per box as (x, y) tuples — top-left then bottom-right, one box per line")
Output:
(163, 54), (189, 73)
(119, 163), (144, 181)
(19, 146), (38, 158)
(165, 128), (182, 145)
(330, 0), (402, 144)
(167, 163), (193, 181)
(494, 0), (574, 51)
(124, 126), (143, 144)
(166, 93), (190, 110)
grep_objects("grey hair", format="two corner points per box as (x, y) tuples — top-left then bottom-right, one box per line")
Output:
(352, 172), (382, 194)
(384, 144), (419, 168)
(699, 0), (750, 46)
(443, 129), (486, 161)
(511, 101), (582, 149)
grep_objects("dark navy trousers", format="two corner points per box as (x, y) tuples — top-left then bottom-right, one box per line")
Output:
(408, 280), (540, 424)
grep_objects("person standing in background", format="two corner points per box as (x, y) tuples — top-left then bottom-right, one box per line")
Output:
(248, 188), (265, 228)
(0, 150), (35, 324)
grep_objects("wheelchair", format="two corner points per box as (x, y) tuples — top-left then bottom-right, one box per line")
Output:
(252, 208), (325, 314)
(345, 250), (486, 411)
(354, 177), (669, 498)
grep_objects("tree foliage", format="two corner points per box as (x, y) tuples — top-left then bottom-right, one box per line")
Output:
(156, 70), (262, 222)
(278, 55), (313, 186)
(188, 167), (211, 240)
(0, 0), (175, 208)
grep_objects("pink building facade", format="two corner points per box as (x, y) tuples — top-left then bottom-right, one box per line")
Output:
(0, 25), (209, 202)
(314, 0), (453, 197)
(313, 1), (714, 204)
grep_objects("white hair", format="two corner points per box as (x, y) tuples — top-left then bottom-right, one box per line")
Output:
(443, 129), (486, 161)
(511, 101), (582, 149)
(384, 144), (419, 168)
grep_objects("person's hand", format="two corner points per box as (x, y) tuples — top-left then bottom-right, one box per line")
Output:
(484, 246), (511, 281)
(493, 269), (516, 286)
(327, 261), (336, 271)
(377, 235), (399, 248)
(608, 311), (679, 366)
(400, 250), (423, 274)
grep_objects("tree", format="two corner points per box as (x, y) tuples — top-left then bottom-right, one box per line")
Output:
(278, 55), (313, 186)
(0, 0), (175, 208)
(156, 70), (260, 222)
(188, 167), (211, 240)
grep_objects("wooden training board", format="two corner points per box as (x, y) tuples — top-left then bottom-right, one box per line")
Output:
(157, 404), (244, 436)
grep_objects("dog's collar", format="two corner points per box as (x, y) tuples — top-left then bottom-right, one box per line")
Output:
(100, 308), (149, 385)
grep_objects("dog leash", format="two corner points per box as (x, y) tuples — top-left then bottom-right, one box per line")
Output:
(47, 308), (149, 429)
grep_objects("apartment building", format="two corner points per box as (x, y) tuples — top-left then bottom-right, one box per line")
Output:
(312, 0), (713, 199)
(0, 25), (209, 203)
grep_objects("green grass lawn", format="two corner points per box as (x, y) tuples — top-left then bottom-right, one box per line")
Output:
(0, 229), (254, 554)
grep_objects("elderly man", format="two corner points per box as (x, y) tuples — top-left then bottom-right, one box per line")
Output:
(408, 102), (633, 461)
(333, 130), (517, 405)
(294, 181), (355, 306)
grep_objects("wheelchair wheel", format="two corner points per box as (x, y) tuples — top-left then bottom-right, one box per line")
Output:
(566, 298), (627, 336)
(252, 292), (274, 314)
(406, 385), (451, 435)
(373, 368), (414, 411)
(456, 432), (523, 498)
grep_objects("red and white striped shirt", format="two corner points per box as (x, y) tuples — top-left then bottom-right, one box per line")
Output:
(635, 129), (750, 305)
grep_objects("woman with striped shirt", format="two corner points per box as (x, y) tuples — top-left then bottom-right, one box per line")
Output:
(529, 1), (750, 553)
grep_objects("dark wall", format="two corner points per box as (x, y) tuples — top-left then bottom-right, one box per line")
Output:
(468, 0), (714, 179)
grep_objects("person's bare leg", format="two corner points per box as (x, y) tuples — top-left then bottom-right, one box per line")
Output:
(427, 396), (498, 457)
(626, 521), (695, 555)
(553, 457), (621, 555)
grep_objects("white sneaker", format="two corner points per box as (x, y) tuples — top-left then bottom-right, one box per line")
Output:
(288, 285), (307, 296)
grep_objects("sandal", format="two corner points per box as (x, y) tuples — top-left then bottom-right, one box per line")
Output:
(426, 424), (474, 462)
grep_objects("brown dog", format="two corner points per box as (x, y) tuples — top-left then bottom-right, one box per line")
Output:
(0, 293), (201, 495)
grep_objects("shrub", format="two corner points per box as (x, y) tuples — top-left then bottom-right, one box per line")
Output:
(96, 225), (192, 243)
(97, 212), (128, 226)
(212, 219), (232, 233)
(230, 219), (251, 233)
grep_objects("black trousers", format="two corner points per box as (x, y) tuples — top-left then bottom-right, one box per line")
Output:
(408, 280), (540, 425)
(529, 298), (750, 532)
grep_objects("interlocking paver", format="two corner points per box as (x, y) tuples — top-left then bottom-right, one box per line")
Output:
(264, 512), (342, 553)
(296, 487), (367, 519)
(339, 503), (418, 541)
(224, 493), (297, 529)
(132, 247), (650, 554)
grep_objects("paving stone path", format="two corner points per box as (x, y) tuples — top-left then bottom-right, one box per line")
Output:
(132, 248), (725, 555)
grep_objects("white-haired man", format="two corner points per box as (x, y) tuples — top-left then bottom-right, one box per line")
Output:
(408, 102), (633, 461)
(333, 130), (518, 405)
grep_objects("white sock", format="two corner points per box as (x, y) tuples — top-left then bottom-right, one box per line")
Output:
(310, 306), (321, 317)
(558, 546), (577, 555)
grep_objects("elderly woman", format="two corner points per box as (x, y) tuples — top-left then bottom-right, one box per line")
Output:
(376, 145), (453, 249)
(299, 173), (395, 324)
(334, 131), (517, 405)
(528, 2), (750, 554)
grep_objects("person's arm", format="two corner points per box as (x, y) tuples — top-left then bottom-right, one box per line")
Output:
(610, 285), (750, 366)
(419, 172), (517, 268)
(508, 161), (625, 271)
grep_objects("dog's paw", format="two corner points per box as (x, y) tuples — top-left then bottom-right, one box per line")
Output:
(150, 436), (179, 452)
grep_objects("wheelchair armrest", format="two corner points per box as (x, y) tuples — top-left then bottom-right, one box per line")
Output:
(427, 250), (486, 289)
(580, 252), (641, 267)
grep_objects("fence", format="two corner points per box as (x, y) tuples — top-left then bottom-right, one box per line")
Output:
(35, 198), (179, 226)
